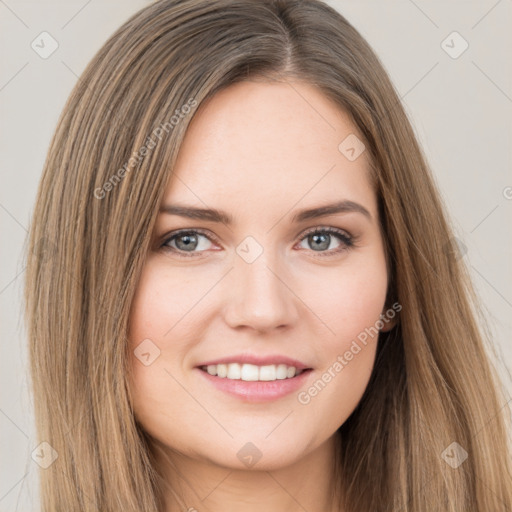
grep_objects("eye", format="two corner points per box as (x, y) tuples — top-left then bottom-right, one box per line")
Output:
(160, 226), (355, 258)
(296, 226), (354, 256)
(161, 229), (217, 257)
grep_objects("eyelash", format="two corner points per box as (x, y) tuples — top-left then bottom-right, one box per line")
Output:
(160, 226), (356, 259)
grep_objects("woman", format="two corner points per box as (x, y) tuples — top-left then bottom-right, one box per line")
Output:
(24, 0), (512, 510)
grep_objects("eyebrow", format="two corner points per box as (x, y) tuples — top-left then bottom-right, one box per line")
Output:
(159, 200), (372, 225)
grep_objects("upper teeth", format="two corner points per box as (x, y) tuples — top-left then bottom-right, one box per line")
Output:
(202, 363), (303, 381)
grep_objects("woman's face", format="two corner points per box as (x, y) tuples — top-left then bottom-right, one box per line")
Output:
(128, 79), (391, 470)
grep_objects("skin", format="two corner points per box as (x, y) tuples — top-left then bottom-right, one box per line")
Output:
(128, 78), (395, 512)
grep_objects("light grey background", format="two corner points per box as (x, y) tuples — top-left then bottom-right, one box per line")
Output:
(1, 1), (511, 510)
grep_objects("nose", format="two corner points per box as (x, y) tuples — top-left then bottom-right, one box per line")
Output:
(222, 248), (300, 333)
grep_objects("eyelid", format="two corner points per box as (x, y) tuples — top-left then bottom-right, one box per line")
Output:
(296, 225), (355, 257)
(159, 228), (220, 257)
(299, 225), (352, 242)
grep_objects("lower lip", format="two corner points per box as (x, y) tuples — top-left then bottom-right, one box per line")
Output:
(195, 368), (313, 402)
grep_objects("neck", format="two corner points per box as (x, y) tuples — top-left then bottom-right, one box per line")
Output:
(153, 433), (342, 512)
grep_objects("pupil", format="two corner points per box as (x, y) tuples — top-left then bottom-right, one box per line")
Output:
(311, 233), (329, 251)
(177, 234), (197, 251)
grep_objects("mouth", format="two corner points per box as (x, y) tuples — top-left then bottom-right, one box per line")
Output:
(195, 360), (313, 402)
(199, 363), (310, 381)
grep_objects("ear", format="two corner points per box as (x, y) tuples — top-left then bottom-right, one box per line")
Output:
(379, 316), (397, 332)
(378, 302), (400, 332)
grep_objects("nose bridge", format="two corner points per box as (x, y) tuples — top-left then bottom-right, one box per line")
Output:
(223, 236), (298, 331)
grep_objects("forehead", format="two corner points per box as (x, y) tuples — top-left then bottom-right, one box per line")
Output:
(163, 80), (375, 219)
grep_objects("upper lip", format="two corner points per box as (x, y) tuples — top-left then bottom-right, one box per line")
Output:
(196, 354), (312, 371)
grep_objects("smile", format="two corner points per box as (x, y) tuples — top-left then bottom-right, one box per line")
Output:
(196, 364), (313, 402)
(200, 363), (306, 381)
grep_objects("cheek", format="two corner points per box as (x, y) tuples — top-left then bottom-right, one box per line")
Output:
(294, 250), (387, 404)
(294, 263), (387, 428)
(127, 264), (179, 397)
(128, 260), (209, 354)
(129, 264), (180, 340)
(300, 252), (388, 351)
(126, 263), (200, 443)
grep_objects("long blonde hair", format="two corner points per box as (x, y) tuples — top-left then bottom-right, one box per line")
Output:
(24, 0), (512, 510)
